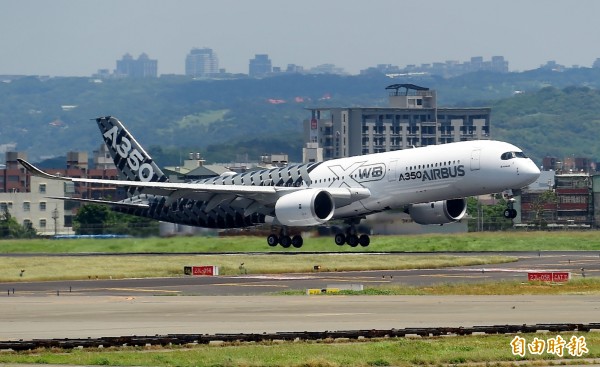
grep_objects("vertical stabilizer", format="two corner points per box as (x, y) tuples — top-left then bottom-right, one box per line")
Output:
(95, 116), (168, 183)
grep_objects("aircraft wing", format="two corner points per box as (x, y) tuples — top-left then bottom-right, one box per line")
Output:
(18, 159), (370, 210)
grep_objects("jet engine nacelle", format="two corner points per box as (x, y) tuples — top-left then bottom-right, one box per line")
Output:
(275, 189), (335, 227)
(409, 198), (467, 225)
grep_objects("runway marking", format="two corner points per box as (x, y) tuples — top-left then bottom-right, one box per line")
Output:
(304, 313), (372, 317)
(418, 274), (493, 279)
(101, 288), (180, 293)
(214, 283), (288, 288)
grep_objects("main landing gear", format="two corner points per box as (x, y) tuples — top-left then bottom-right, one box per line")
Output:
(267, 228), (303, 249)
(334, 219), (370, 247)
(265, 221), (371, 249)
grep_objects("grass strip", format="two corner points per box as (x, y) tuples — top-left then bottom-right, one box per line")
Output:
(279, 278), (600, 296)
(0, 333), (598, 366)
(2, 231), (600, 253)
(0, 254), (513, 282)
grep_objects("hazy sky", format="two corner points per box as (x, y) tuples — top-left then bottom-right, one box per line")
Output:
(2, 0), (600, 76)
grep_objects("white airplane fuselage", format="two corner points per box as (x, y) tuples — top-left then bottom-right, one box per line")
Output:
(304, 139), (539, 219)
(18, 115), (541, 248)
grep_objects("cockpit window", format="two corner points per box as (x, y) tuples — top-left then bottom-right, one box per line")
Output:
(501, 151), (528, 160)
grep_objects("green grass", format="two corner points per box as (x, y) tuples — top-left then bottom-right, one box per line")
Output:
(280, 278), (600, 296)
(2, 231), (600, 254)
(0, 254), (514, 282)
(0, 333), (598, 366)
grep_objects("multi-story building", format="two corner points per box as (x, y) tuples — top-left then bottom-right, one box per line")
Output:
(519, 172), (593, 228)
(115, 53), (158, 78)
(0, 150), (122, 234)
(303, 84), (490, 161)
(249, 54), (272, 77)
(185, 48), (219, 77)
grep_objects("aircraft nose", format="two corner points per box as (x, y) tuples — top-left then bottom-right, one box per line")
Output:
(520, 159), (541, 183)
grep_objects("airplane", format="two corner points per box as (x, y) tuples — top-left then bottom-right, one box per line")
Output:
(19, 116), (541, 248)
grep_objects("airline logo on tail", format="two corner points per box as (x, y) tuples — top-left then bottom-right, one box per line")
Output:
(103, 126), (155, 182)
(96, 116), (167, 183)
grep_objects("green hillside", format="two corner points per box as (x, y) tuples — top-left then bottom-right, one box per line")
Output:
(491, 86), (600, 163)
(1, 69), (600, 165)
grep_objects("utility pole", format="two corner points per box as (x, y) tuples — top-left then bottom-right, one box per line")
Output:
(51, 205), (59, 236)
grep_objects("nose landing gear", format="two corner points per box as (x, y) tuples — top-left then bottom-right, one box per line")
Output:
(503, 193), (518, 219)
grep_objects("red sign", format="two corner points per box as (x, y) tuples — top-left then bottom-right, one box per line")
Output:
(185, 266), (219, 276)
(528, 272), (570, 282)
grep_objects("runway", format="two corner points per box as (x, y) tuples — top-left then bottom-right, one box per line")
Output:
(1, 251), (597, 296)
(1, 295), (599, 340)
(0, 251), (598, 341)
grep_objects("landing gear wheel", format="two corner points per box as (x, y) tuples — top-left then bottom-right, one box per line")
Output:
(280, 235), (292, 248)
(334, 233), (346, 246)
(347, 235), (359, 247)
(291, 235), (303, 248)
(504, 208), (518, 219)
(267, 234), (279, 247)
(359, 234), (370, 247)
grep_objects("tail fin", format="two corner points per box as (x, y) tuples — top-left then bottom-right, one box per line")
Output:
(96, 116), (168, 183)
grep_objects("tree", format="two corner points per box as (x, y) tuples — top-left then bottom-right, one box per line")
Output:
(529, 190), (558, 228)
(467, 195), (514, 231)
(73, 203), (160, 236)
(0, 209), (38, 238)
(73, 204), (115, 235)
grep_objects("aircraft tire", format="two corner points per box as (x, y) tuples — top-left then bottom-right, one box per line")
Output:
(359, 234), (370, 247)
(503, 209), (512, 219)
(267, 234), (279, 247)
(347, 235), (359, 247)
(334, 233), (346, 246)
(291, 235), (303, 248)
(280, 236), (292, 248)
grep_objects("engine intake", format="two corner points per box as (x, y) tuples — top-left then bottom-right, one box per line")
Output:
(409, 198), (467, 225)
(275, 189), (335, 226)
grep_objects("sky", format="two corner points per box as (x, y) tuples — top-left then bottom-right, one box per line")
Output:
(2, 0), (600, 77)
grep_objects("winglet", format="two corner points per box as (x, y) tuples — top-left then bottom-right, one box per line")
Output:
(17, 158), (69, 181)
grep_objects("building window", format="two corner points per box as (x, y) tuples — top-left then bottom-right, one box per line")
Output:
(23, 219), (32, 229)
(0, 203), (6, 212)
(23, 202), (30, 211)
(39, 183), (46, 194)
(39, 219), (47, 228)
(39, 202), (47, 211)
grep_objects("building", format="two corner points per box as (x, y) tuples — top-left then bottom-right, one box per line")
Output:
(519, 172), (593, 228)
(361, 56), (509, 77)
(0, 151), (122, 235)
(303, 84), (490, 161)
(249, 54), (272, 77)
(115, 53), (158, 78)
(185, 48), (219, 77)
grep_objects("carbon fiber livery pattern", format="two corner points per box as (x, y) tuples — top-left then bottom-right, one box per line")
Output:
(203, 163), (320, 187)
(113, 161), (320, 229)
(113, 194), (267, 229)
